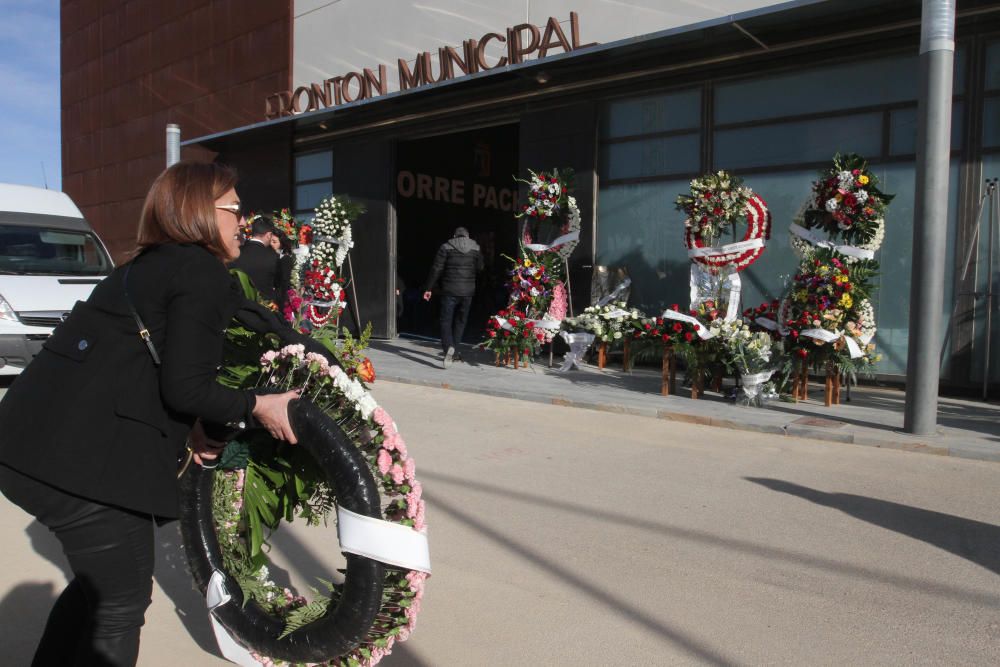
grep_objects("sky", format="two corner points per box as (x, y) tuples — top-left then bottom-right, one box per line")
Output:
(0, 1), (61, 190)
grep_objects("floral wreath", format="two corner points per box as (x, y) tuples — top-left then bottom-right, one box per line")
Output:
(182, 342), (429, 667)
(517, 169), (581, 260)
(311, 195), (366, 269)
(801, 153), (893, 249)
(678, 171), (771, 272)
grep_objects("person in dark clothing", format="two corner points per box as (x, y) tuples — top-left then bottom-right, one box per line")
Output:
(272, 231), (295, 311)
(229, 215), (281, 303)
(422, 226), (484, 368)
(0, 162), (299, 666)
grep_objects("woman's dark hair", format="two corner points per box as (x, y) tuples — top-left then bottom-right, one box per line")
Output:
(134, 161), (238, 261)
(277, 232), (293, 255)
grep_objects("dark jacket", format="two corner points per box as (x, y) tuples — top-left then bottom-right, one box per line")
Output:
(0, 243), (256, 518)
(229, 239), (280, 302)
(277, 253), (295, 309)
(423, 236), (484, 297)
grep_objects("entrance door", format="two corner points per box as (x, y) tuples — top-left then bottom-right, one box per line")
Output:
(395, 124), (519, 342)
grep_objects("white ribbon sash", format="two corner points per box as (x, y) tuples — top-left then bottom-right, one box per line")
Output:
(790, 224), (875, 260)
(687, 237), (764, 259)
(337, 507), (432, 573)
(494, 316), (515, 331)
(557, 331), (595, 371)
(314, 233), (355, 249)
(661, 309), (716, 340)
(524, 230), (580, 252)
(755, 317), (779, 332)
(800, 328), (871, 359)
(207, 571), (263, 667)
(602, 308), (631, 319)
(530, 317), (563, 331)
(689, 265), (741, 323)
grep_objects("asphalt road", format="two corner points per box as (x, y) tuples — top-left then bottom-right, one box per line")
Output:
(1, 382), (998, 666)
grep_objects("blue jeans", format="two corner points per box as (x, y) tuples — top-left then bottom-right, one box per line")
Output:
(439, 295), (473, 353)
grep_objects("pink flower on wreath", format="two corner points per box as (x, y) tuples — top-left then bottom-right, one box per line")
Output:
(403, 458), (416, 481)
(393, 435), (407, 457)
(414, 500), (426, 531)
(373, 406), (395, 432)
(390, 464), (405, 485)
(397, 626), (411, 642)
(382, 431), (400, 451)
(406, 570), (427, 595)
(405, 599), (422, 620)
(260, 350), (278, 365)
(377, 450), (393, 475)
(405, 481), (423, 518)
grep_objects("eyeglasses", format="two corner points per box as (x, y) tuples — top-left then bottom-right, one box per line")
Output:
(215, 203), (245, 219)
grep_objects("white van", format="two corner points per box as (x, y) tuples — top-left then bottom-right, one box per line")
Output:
(0, 183), (114, 375)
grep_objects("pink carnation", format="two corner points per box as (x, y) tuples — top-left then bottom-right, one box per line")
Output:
(403, 458), (416, 481)
(396, 626), (411, 642)
(390, 464), (405, 485)
(393, 435), (407, 456)
(373, 407), (394, 432)
(382, 432), (399, 451)
(413, 500), (426, 531)
(377, 449), (392, 475)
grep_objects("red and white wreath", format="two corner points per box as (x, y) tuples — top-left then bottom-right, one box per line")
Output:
(678, 171), (771, 272)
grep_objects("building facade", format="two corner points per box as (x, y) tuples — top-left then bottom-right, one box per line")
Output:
(62, 0), (1000, 388)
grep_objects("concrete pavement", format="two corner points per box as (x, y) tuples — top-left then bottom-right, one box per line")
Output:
(366, 337), (1000, 463)
(2, 382), (998, 665)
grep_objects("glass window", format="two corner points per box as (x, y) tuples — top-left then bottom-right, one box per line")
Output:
(596, 180), (694, 314)
(715, 50), (965, 125)
(713, 113), (882, 170)
(973, 154), (1000, 382)
(715, 55), (919, 124)
(600, 134), (700, 180)
(601, 89), (701, 138)
(295, 151), (332, 181)
(0, 225), (111, 276)
(986, 41), (1000, 91)
(295, 181), (332, 211)
(984, 97), (1000, 149)
(870, 161), (959, 378)
(889, 103), (964, 155)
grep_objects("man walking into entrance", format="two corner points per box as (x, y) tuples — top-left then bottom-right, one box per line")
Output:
(423, 226), (484, 368)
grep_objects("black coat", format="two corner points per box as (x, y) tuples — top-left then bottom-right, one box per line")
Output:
(423, 237), (484, 297)
(0, 243), (256, 518)
(229, 239), (281, 303)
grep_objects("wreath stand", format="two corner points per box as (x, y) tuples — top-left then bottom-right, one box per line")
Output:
(661, 347), (676, 396)
(344, 252), (363, 335)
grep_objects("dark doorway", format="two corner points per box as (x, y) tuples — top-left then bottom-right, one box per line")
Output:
(395, 124), (519, 342)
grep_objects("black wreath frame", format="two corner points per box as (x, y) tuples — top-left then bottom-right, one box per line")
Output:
(178, 299), (386, 664)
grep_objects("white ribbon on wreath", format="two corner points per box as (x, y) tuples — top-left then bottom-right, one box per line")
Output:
(524, 230), (580, 253)
(314, 233), (355, 249)
(686, 237), (765, 259)
(789, 224), (875, 260)
(799, 328), (875, 359)
(661, 308), (716, 340)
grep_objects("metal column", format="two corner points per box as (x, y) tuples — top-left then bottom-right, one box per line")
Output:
(904, 0), (956, 435)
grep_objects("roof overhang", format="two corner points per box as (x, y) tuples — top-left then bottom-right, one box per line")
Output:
(186, 0), (1000, 153)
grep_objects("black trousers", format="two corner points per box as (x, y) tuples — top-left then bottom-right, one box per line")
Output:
(439, 295), (473, 353)
(0, 464), (155, 667)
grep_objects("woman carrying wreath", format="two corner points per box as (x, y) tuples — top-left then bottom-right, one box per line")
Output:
(0, 162), (300, 666)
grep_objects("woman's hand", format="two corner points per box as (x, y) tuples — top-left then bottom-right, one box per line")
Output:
(252, 390), (301, 444)
(189, 419), (226, 467)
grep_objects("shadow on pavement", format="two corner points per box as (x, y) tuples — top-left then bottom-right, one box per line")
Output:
(422, 470), (1000, 608)
(745, 478), (1000, 575)
(0, 581), (58, 664)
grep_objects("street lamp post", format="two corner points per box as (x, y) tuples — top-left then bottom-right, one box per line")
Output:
(904, 0), (956, 435)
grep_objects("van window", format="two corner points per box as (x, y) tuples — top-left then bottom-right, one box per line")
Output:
(0, 224), (111, 276)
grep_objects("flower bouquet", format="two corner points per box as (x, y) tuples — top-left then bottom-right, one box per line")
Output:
(802, 153), (893, 249)
(718, 323), (777, 407)
(481, 308), (546, 368)
(517, 168), (581, 260)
